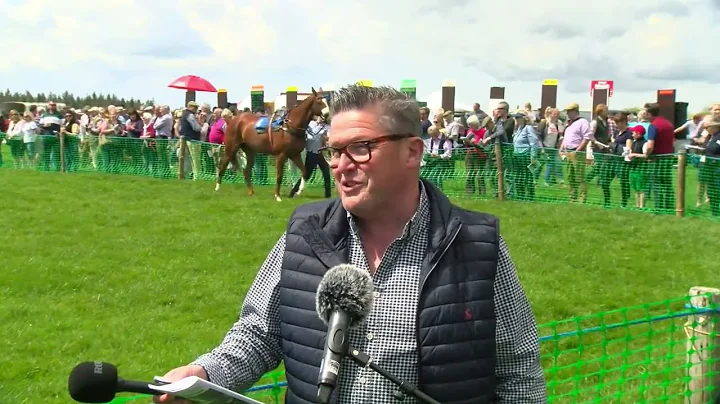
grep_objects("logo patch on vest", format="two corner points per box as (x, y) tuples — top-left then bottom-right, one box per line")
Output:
(464, 307), (473, 320)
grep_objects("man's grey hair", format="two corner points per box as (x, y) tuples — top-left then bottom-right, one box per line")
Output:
(329, 85), (422, 136)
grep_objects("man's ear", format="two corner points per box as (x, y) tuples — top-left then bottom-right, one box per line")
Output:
(406, 137), (425, 168)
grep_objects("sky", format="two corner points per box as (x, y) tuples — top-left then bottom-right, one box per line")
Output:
(1, 0), (719, 113)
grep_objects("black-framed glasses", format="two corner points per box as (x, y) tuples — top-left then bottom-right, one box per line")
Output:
(320, 133), (414, 164)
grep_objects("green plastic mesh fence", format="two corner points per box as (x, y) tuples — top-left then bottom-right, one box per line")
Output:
(540, 295), (719, 403)
(104, 295), (718, 404)
(1, 136), (718, 219)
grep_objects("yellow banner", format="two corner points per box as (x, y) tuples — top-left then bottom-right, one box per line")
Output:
(286, 86), (298, 92)
(356, 80), (373, 87)
(217, 88), (227, 93)
(542, 79), (558, 86)
(442, 79), (456, 87)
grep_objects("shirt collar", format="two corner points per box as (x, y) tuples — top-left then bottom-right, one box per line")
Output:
(347, 180), (430, 241)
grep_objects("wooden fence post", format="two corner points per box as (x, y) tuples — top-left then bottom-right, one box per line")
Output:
(494, 138), (505, 201)
(178, 137), (186, 179)
(58, 133), (66, 173)
(685, 286), (720, 404)
(676, 149), (686, 217)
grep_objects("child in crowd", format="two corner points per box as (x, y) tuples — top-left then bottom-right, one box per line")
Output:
(627, 125), (649, 209)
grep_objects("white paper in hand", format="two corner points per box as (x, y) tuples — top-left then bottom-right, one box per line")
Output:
(149, 376), (263, 404)
(623, 147), (631, 162)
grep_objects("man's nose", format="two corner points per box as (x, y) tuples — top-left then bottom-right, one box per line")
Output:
(332, 153), (356, 173)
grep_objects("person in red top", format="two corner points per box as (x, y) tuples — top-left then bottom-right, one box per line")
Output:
(463, 114), (491, 195)
(644, 102), (675, 211)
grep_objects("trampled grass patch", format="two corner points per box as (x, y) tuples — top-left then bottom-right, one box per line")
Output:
(1, 169), (718, 403)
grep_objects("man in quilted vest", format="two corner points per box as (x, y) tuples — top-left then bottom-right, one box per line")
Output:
(156, 85), (546, 404)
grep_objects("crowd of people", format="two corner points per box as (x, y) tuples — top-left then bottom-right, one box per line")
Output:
(0, 101), (241, 180)
(1, 97), (719, 215)
(418, 101), (720, 215)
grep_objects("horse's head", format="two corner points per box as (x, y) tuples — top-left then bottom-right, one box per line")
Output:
(282, 87), (329, 136)
(309, 87), (329, 117)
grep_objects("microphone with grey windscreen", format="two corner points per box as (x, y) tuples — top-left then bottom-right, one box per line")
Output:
(315, 263), (442, 404)
(315, 264), (374, 404)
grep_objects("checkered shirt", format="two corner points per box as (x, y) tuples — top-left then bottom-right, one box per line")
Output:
(608, 118), (619, 140)
(193, 182), (546, 403)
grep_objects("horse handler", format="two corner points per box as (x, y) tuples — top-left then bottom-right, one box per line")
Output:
(290, 112), (332, 198)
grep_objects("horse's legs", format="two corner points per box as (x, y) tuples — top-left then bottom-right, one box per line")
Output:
(215, 143), (234, 191)
(243, 149), (256, 196)
(289, 153), (307, 196)
(274, 154), (289, 202)
(230, 149), (241, 174)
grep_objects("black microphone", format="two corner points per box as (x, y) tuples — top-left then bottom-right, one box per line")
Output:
(315, 264), (375, 404)
(68, 361), (158, 403)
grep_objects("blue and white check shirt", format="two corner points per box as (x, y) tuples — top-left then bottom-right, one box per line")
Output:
(193, 182), (546, 403)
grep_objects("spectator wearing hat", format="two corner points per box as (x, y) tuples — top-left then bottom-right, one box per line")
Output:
(422, 124), (454, 189)
(559, 102), (592, 202)
(179, 101), (202, 180)
(643, 102), (675, 211)
(628, 125), (650, 209)
(482, 102), (515, 197)
(701, 119), (720, 216)
(441, 110), (463, 142)
(509, 110), (540, 201)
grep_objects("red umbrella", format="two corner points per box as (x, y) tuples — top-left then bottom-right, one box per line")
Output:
(168, 75), (217, 92)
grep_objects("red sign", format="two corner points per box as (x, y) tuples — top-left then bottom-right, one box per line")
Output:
(590, 80), (614, 97)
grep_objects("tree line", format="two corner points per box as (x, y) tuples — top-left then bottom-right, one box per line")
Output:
(0, 89), (155, 110)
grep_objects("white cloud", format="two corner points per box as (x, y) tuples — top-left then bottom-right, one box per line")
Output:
(0, 0), (718, 112)
(177, 0), (279, 65)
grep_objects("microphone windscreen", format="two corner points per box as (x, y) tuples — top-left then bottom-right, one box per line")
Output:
(316, 264), (374, 326)
(68, 361), (118, 403)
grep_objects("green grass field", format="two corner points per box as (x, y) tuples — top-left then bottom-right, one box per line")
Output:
(1, 169), (718, 404)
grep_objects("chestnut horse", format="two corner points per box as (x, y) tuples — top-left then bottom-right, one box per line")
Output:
(215, 88), (328, 202)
